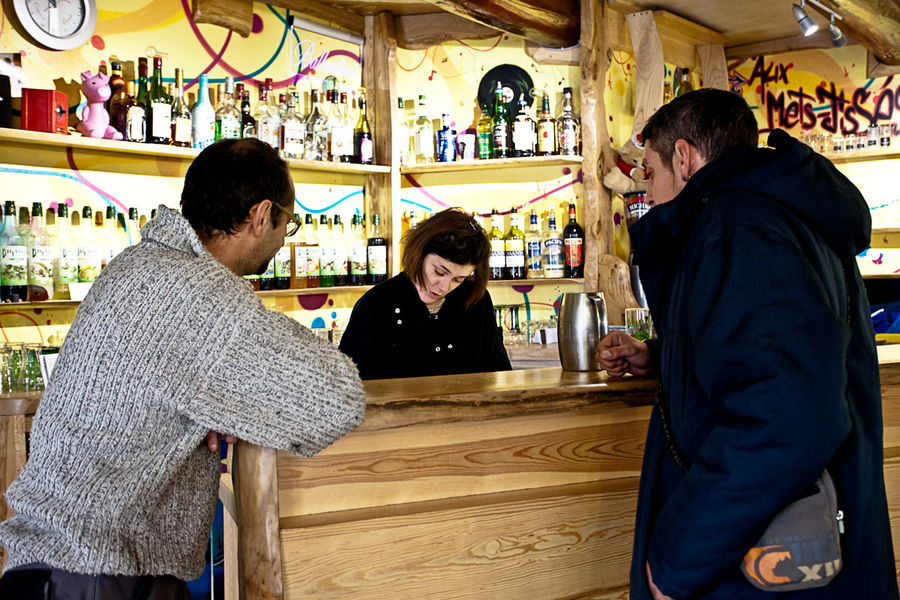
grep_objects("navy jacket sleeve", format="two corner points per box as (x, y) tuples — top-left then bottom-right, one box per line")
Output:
(481, 290), (512, 372)
(647, 220), (852, 598)
(338, 292), (379, 380)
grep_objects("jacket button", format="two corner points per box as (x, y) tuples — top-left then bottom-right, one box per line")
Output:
(394, 307), (400, 313)
(397, 319), (402, 325)
(447, 343), (453, 349)
(435, 346), (441, 352)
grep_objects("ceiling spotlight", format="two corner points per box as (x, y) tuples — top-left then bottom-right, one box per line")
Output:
(793, 1), (820, 37)
(829, 14), (847, 47)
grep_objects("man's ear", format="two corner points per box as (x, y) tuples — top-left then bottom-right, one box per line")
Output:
(673, 139), (706, 180)
(247, 199), (272, 237)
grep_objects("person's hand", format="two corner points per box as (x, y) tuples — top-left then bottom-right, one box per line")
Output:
(204, 430), (237, 453)
(595, 329), (651, 377)
(647, 562), (675, 600)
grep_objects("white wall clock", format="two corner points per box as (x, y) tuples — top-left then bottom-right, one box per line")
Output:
(11, 0), (98, 51)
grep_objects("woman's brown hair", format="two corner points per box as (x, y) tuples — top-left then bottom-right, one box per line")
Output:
(401, 208), (490, 308)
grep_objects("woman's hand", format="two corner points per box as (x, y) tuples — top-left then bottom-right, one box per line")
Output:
(595, 330), (652, 377)
(204, 431), (237, 453)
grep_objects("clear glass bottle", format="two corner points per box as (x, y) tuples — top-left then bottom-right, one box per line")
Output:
(542, 210), (565, 278)
(27, 202), (53, 301)
(170, 68), (192, 147)
(512, 93), (536, 158)
(264, 78), (282, 149)
(304, 213), (320, 288)
(397, 97), (410, 167)
(273, 219), (292, 290)
(127, 207), (142, 245)
(492, 81), (510, 159)
(413, 95), (435, 164)
(536, 89), (556, 156)
(354, 90), (374, 165)
(53, 204), (78, 300)
(331, 91), (353, 163)
(191, 73), (215, 150)
(318, 214), (335, 287)
(77, 206), (102, 283)
(367, 213), (387, 285)
(503, 208), (526, 279)
(488, 209), (505, 280)
(562, 202), (584, 278)
(305, 89), (328, 161)
(239, 84), (256, 139)
(147, 56), (172, 144)
(215, 76), (241, 141)
(333, 214), (349, 286)
(291, 213), (307, 289)
(556, 86), (581, 156)
(119, 81), (146, 143)
(525, 209), (543, 279)
(349, 214), (368, 286)
(1, 201), (28, 302)
(254, 82), (280, 149)
(280, 88), (306, 159)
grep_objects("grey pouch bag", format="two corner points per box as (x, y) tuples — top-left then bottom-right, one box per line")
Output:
(740, 469), (842, 591)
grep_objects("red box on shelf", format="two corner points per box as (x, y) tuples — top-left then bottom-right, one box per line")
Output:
(21, 88), (68, 134)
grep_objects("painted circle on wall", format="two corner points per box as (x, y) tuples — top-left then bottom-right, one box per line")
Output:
(477, 64), (534, 117)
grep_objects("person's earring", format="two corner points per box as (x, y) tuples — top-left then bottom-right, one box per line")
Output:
(681, 175), (687, 181)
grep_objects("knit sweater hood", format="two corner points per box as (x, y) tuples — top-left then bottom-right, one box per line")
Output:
(0, 207), (366, 580)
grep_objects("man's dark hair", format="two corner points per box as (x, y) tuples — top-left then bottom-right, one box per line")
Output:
(401, 208), (490, 308)
(641, 88), (759, 172)
(181, 138), (295, 238)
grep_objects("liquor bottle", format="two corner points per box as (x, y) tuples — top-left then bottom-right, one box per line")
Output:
(331, 91), (354, 163)
(147, 56), (172, 144)
(542, 211), (565, 278)
(678, 68), (693, 96)
(107, 206), (128, 262)
(562, 203), (584, 278)
(258, 258), (275, 290)
(291, 213), (307, 289)
(115, 81), (146, 143)
(367, 213), (387, 285)
(191, 73), (215, 150)
(525, 209), (543, 279)
(1, 201), (27, 302)
(436, 113), (456, 162)
(319, 215), (335, 287)
(492, 81), (510, 159)
(488, 209), (505, 280)
(254, 82), (279, 149)
(108, 64), (128, 137)
(92, 211), (108, 270)
(503, 208), (526, 279)
(536, 89), (556, 156)
(304, 213), (320, 288)
(476, 103), (493, 160)
(77, 206), (102, 283)
(136, 58), (150, 139)
(170, 68), (192, 147)
(53, 204), (78, 300)
(663, 81), (673, 104)
(214, 76), (241, 141)
(27, 202), (53, 301)
(273, 220), (293, 290)
(397, 97), (410, 167)
(127, 207), (142, 245)
(305, 89), (328, 161)
(240, 84), (256, 139)
(413, 95), (435, 164)
(512, 93), (536, 158)
(556, 86), (581, 156)
(264, 78), (282, 150)
(106, 61), (125, 112)
(354, 90), (374, 164)
(349, 214), (368, 285)
(280, 89), (306, 159)
(333, 214), (349, 286)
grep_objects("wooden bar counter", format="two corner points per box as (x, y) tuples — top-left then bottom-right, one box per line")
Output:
(234, 368), (658, 600)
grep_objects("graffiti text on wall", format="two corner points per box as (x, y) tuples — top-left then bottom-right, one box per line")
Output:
(730, 57), (900, 135)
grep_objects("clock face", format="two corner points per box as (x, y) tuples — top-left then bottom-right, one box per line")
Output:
(12, 0), (97, 50)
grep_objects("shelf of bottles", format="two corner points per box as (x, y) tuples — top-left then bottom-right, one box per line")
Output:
(399, 155), (583, 175)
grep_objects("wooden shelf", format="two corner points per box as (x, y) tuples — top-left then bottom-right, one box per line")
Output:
(828, 149), (900, 164)
(0, 128), (390, 175)
(489, 277), (584, 286)
(400, 155), (583, 175)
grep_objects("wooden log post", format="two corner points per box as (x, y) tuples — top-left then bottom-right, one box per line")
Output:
(234, 442), (283, 600)
(697, 44), (729, 91)
(364, 12), (400, 276)
(191, 0), (253, 37)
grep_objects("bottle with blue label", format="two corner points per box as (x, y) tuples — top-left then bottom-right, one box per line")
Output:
(436, 113), (456, 162)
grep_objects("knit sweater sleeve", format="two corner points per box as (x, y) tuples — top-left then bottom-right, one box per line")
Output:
(179, 306), (367, 457)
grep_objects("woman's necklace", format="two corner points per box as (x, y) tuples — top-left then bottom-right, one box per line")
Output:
(427, 297), (446, 314)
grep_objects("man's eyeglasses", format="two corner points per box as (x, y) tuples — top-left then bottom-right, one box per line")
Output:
(270, 201), (302, 237)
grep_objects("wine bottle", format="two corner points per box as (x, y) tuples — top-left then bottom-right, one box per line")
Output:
(492, 81), (510, 159)
(367, 214), (387, 285)
(147, 56), (172, 144)
(562, 202), (584, 278)
(488, 209), (505, 280)
(503, 208), (526, 279)
(354, 90), (374, 164)
(170, 68), (192, 147)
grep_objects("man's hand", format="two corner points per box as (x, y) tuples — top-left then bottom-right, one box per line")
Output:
(204, 431), (237, 453)
(647, 562), (675, 600)
(595, 330), (652, 377)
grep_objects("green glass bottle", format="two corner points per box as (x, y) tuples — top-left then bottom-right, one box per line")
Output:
(491, 81), (510, 159)
(147, 56), (172, 144)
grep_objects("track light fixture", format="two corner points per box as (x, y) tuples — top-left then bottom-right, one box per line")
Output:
(793, 1), (820, 37)
(829, 13), (847, 47)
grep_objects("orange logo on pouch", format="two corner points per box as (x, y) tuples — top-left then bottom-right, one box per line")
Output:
(743, 545), (793, 586)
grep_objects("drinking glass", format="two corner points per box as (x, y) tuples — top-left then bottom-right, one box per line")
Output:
(625, 308), (655, 342)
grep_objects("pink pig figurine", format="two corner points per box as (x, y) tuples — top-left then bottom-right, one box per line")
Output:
(76, 70), (123, 140)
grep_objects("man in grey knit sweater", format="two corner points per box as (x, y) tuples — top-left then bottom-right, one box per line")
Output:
(0, 138), (367, 599)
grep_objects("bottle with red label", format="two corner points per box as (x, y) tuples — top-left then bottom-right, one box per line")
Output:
(563, 202), (584, 278)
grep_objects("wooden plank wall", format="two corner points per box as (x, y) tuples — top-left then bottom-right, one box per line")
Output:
(274, 400), (652, 599)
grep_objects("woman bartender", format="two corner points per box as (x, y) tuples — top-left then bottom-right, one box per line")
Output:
(339, 208), (511, 380)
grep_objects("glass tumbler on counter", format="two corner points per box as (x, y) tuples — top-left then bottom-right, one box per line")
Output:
(625, 308), (655, 342)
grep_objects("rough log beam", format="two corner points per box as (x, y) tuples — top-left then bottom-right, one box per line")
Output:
(191, 0), (253, 37)
(422, 0), (579, 48)
(265, 0), (365, 36)
(395, 12), (501, 49)
(814, 0), (900, 65)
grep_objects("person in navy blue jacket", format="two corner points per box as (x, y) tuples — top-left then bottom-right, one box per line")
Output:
(597, 88), (897, 599)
